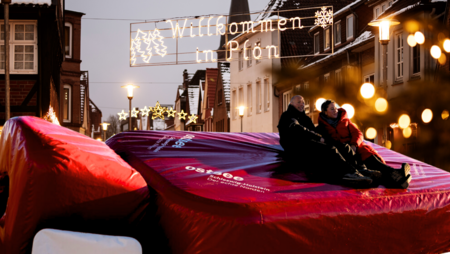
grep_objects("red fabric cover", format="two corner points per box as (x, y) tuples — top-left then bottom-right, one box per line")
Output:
(0, 117), (150, 254)
(318, 108), (385, 163)
(108, 130), (450, 254)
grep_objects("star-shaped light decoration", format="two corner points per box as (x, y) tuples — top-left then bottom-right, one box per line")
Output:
(167, 107), (176, 117)
(177, 109), (188, 120)
(314, 7), (333, 28)
(188, 114), (198, 124)
(131, 107), (140, 118)
(151, 101), (167, 120)
(118, 110), (128, 121)
(140, 106), (151, 117)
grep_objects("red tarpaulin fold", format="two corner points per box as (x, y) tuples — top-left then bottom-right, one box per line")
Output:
(0, 117), (151, 254)
(107, 130), (450, 254)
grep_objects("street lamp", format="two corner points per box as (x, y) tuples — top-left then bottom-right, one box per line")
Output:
(100, 122), (110, 141)
(238, 106), (245, 132)
(369, 18), (399, 146)
(121, 84), (139, 131)
(368, 19), (400, 88)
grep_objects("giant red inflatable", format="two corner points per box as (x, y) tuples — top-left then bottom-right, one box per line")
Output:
(107, 130), (450, 254)
(0, 117), (151, 254)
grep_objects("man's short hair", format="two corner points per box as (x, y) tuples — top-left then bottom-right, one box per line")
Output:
(290, 95), (303, 104)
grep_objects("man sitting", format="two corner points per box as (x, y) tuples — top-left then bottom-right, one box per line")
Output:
(277, 95), (374, 186)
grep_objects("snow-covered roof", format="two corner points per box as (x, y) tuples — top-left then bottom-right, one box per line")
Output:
(188, 86), (199, 115)
(376, 2), (421, 21)
(220, 62), (231, 106)
(11, 0), (51, 4)
(178, 88), (184, 97)
(301, 31), (374, 69)
(254, 0), (285, 21)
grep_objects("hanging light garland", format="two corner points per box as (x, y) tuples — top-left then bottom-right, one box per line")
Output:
(117, 101), (198, 122)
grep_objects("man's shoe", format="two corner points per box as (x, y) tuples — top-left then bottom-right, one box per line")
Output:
(358, 168), (382, 180)
(342, 172), (373, 186)
(390, 165), (412, 189)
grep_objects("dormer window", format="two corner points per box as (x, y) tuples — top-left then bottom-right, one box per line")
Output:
(346, 14), (354, 40)
(324, 27), (330, 50)
(314, 32), (320, 54)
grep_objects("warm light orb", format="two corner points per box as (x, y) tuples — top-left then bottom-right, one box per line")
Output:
(100, 122), (110, 131)
(407, 34), (417, 47)
(341, 104), (355, 119)
(315, 98), (326, 111)
(121, 84), (140, 98)
(398, 114), (411, 129)
(414, 31), (425, 44)
(360, 83), (375, 99)
(444, 39), (450, 53)
(403, 127), (412, 138)
(421, 109), (433, 123)
(238, 106), (245, 116)
(442, 110), (449, 120)
(375, 98), (388, 112)
(430, 45), (442, 59)
(385, 140), (392, 149)
(366, 127), (377, 139)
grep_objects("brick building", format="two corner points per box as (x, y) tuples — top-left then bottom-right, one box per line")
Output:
(0, 0), (64, 124)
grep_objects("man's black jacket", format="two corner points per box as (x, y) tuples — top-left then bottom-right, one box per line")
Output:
(277, 104), (322, 155)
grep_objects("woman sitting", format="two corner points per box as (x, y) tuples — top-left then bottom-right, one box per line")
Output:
(317, 100), (411, 189)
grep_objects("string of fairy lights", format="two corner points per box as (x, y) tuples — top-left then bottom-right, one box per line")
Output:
(117, 101), (198, 123)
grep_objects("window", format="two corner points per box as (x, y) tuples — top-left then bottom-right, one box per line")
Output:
(389, 1), (393, 6)
(264, 78), (270, 111)
(375, 8), (380, 18)
(324, 73), (330, 83)
(294, 84), (301, 94)
(304, 82), (310, 114)
(246, 47), (252, 67)
(282, 90), (293, 112)
(382, 4), (386, 12)
(232, 89), (237, 119)
(314, 32), (320, 54)
(334, 21), (341, 45)
(324, 28), (330, 50)
(346, 15), (354, 40)
(364, 74), (375, 84)
(238, 51), (243, 71)
(335, 69), (342, 87)
(412, 44), (420, 74)
(218, 89), (223, 105)
(65, 22), (72, 58)
(395, 32), (403, 80)
(256, 80), (262, 113)
(238, 86), (244, 111)
(0, 21), (37, 74)
(63, 84), (72, 123)
(247, 83), (252, 116)
(255, 41), (262, 64)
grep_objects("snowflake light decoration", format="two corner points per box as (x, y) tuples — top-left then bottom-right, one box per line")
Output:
(118, 110), (128, 121)
(315, 7), (333, 28)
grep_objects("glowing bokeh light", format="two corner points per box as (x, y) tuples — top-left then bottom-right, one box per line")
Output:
(366, 127), (377, 139)
(360, 83), (375, 99)
(398, 114), (411, 129)
(414, 31), (425, 44)
(421, 109), (433, 123)
(442, 110), (449, 120)
(430, 45), (442, 59)
(375, 98), (388, 112)
(403, 127), (412, 138)
(341, 104), (355, 119)
(385, 140), (392, 149)
(444, 39), (450, 53)
(407, 34), (417, 47)
(438, 53), (447, 65)
(315, 98), (326, 111)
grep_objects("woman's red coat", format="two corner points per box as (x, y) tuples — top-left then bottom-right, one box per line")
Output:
(317, 108), (385, 163)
